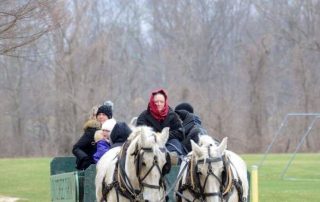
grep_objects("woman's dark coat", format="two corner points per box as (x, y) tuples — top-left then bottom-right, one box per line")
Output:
(136, 107), (184, 141)
(72, 119), (100, 170)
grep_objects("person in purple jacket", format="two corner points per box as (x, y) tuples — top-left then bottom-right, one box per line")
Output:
(93, 118), (116, 163)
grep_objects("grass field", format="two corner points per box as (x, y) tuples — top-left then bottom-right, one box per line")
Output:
(0, 153), (319, 202)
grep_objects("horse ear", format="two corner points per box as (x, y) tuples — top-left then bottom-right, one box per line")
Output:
(158, 127), (169, 145)
(191, 140), (202, 157)
(129, 117), (138, 127)
(217, 137), (228, 154)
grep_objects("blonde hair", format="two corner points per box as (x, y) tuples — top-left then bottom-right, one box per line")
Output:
(89, 105), (99, 120)
(94, 130), (104, 142)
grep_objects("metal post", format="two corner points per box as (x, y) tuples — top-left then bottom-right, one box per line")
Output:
(258, 114), (289, 167)
(251, 165), (259, 202)
(280, 116), (320, 179)
(259, 113), (320, 167)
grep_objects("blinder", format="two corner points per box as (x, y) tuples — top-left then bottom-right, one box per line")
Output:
(162, 149), (171, 175)
(132, 145), (170, 190)
(190, 149), (225, 201)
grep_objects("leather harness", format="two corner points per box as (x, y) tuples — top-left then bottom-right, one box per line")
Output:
(176, 146), (245, 202)
(101, 140), (169, 202)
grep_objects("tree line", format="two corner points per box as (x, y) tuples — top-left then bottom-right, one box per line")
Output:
(1, 0), (320, 157)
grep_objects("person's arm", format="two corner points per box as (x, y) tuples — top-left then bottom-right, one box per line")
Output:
(168, 112), (185, 141)
(72, 129), (95, 169)
(93, 141), (110, 163)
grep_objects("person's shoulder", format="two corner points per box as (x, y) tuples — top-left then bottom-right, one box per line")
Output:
(168, 107), (176, 114)
(174, 109), (189, 119)
(138, 109), (148, 116)
(193, 114), (202, 125)
(137, 110), (150, 119)
(83, 119), (101, 130)
(168, 107), (180, 118)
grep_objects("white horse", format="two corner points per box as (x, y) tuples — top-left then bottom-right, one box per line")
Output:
(95, 126), (170, 202)
(175, 136), (249, 202)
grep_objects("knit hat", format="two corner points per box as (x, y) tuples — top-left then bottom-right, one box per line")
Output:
(103, 100), (114, 111)
(96, 105), (112, 119)
(175, 102), (194, 113)
(102, 118), (117, 133)
(110, 122), (132, 146)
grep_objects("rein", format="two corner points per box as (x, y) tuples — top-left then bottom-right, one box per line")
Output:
(133, 146), (166, 190)
(177, 146), (234, 202)
(102, 139), (168, 202)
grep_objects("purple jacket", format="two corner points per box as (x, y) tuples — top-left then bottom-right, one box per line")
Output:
(93, 140), (111, 163)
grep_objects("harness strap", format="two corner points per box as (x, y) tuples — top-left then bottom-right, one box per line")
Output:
(102, 162), (133, 201)
(101, 140), (170, 201)
(222, 163), (233, 195)
(220, 154), (233, 196)
(223, 155), (246, 202)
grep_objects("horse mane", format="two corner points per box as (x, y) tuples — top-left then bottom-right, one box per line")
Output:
(127, 126), (155, 142)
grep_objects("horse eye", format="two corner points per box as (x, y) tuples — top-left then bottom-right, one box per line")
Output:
(196, 169), (202, 175)
(142, 162), (146, 166)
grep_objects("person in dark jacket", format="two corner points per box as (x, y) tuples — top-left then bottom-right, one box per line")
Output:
(175, 102), (203, 127)
(137, 89), (186, 156)
(110, 122), (132, 149)
(175, 102), (219, 152)
(72, 103), (113, 170)
(175, 102), (207, 153)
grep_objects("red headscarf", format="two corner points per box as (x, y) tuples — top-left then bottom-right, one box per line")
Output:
(148, 89), (169, 121)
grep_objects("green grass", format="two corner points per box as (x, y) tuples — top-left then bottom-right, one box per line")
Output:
(244, 153), (320, 202)
(0, 154), (319, 202)
(0, 158), (51, 202)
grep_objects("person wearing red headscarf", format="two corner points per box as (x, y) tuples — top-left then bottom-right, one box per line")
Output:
(137, 89), (186, 156)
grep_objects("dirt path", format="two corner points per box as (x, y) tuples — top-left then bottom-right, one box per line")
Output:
(0, 196), (21, 202)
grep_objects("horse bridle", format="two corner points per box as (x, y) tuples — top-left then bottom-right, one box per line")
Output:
(133, 146), (168, 191)
(194, 157), (224, 200)
(114, 141), (169, 202)
(178, 145), (226, 202)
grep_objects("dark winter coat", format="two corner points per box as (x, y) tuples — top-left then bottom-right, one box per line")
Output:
(137, 107), (184, 141)
(175, 109), (207, 152)
(137, 107), (187, 156)
(72, 119), (100, 170)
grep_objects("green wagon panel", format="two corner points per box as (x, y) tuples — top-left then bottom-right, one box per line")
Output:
(50, 157), (182, 201)
(50, 157), (77, 175)
(50, 172), (79, 202)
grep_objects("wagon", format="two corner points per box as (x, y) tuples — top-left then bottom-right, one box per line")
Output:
(50, 156), (180, 202)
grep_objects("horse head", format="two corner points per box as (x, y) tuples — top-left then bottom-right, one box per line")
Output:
(124, 126), (170, 202)
(188, 136), (228, 202)
(176, 135), (248, 202)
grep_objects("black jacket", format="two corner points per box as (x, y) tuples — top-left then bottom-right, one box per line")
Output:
(175, 110), (197, 135)
(72, 119), (100, 170)
(175, 109), (206, 152)
(136, 107), (184, 141)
